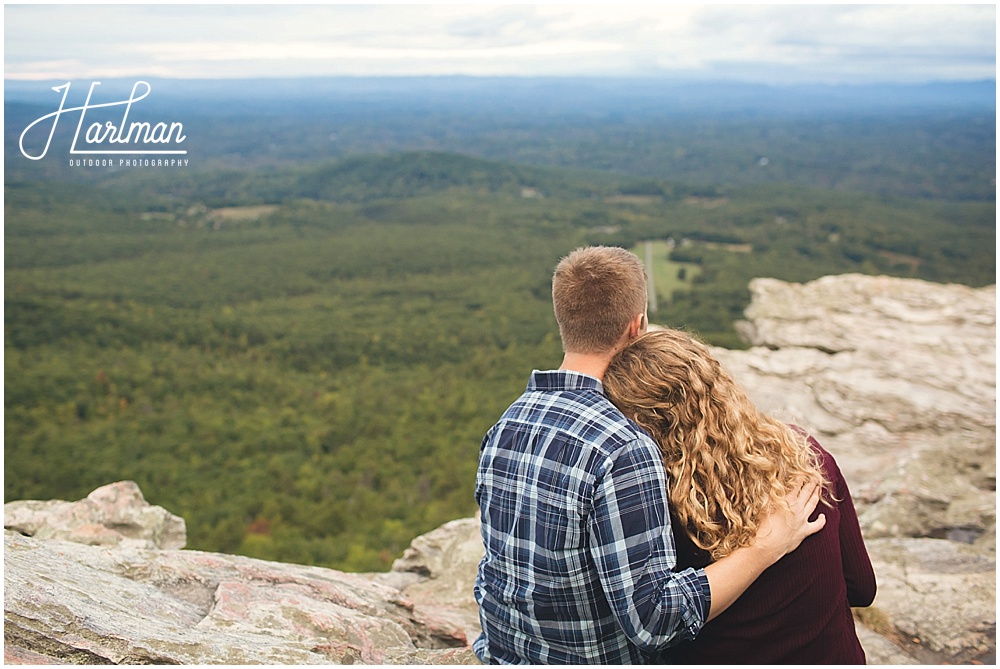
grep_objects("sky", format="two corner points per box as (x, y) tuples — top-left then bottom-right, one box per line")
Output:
(3, 3), (997, 84)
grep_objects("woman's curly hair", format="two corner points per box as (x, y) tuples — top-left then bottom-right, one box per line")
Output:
(603, 328), (827, 560)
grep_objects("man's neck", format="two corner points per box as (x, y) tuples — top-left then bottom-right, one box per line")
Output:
(559, 351), (614, 381)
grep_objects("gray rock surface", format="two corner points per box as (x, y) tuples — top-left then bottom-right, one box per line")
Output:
(3, 527), (478, 665)
(4, 480), (186, 550)
(865, 538), (996, 663)
(720, 276), (996, 553)
(377, 517), (484, 647)
(718, 274), (996, 664)
(4, 273), (995, 664)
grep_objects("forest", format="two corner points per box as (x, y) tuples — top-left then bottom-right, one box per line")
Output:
(4, 77), (996, 571)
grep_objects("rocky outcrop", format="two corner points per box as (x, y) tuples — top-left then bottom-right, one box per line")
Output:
(723, 274), (995, 554)
(719, 274), (996, 664)
(4, 274), (995, 664)
(4, 486), (479, 665)
(4, 481), (186, 551)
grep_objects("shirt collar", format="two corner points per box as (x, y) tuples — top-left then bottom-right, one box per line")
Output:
(527, 369), (604, 394)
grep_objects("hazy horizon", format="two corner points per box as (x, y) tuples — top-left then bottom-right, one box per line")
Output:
(5, 4), (995, 85)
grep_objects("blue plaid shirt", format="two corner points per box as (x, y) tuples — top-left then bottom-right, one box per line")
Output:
(474, 370), (710, 664)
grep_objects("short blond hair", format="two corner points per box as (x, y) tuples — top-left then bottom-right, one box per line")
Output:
(552, 246), (647, 354)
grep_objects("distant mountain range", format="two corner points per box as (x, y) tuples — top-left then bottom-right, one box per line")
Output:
(6, 76), (995, 119)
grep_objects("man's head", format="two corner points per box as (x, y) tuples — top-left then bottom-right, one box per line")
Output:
(552, 246), (648, 355)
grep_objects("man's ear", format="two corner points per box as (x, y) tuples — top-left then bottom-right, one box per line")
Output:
(627, 312), (646, 340)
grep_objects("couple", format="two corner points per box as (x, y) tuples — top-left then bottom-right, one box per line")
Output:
(474, 246), (876, 664)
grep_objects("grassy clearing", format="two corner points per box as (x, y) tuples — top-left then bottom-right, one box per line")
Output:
(634, 240), (702, 312)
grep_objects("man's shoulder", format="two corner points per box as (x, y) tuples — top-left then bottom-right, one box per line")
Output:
(497, 381), (653, 452)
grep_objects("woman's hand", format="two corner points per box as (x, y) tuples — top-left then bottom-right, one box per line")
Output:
(753, 478), (827, 563)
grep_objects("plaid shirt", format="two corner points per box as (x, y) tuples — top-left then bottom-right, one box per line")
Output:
(474, 370), (710, 664)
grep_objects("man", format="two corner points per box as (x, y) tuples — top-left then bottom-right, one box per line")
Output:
(473, 246), (825, 664)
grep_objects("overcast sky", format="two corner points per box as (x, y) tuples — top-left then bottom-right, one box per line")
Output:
(4, 3), (996, 84)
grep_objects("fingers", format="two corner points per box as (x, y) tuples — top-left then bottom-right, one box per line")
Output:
(751, 476), (827, 559)
(787, 477), (822, 517)
(794, 478), (826, 539)
(804, 512), (827, 537)
(804, 480), (821, 514)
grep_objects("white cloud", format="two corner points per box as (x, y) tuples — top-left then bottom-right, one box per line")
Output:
(3, 4), (995, 82)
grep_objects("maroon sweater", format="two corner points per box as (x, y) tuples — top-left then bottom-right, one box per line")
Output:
(658, 436), (876, 664)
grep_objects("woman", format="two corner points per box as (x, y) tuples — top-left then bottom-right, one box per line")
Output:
(603, 328), (876, 664)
